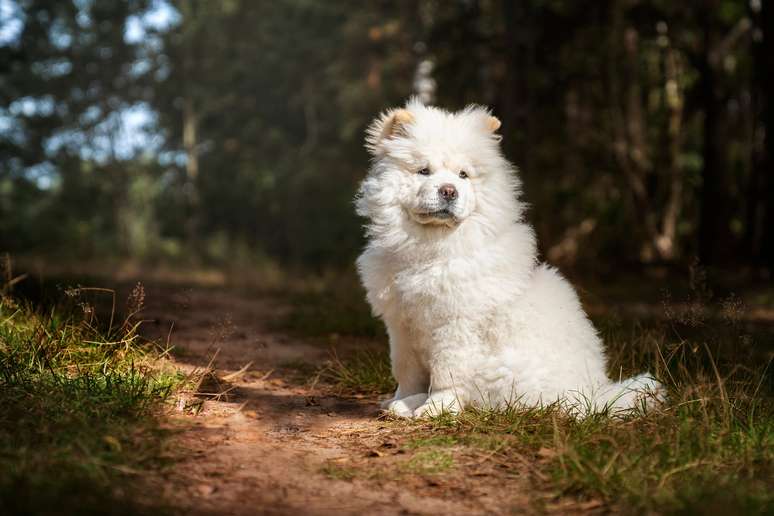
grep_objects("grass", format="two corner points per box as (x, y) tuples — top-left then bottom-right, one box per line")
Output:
(402, 449), (456, 475)
(309, 278), (774, 514)
(318, 349), (395, 395)
(422, 372), (772, 513)
(0, 285), (183, 515)
(278, 270), (385, 339)
(320, 462), (358, 481)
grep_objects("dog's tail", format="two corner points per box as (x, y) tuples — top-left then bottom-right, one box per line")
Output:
(585, 373), (666, 415)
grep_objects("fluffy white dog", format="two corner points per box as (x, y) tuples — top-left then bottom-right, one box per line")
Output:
(355, 99), (664, 418)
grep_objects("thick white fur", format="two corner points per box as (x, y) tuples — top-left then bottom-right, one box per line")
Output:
(356, 99), (664, 418)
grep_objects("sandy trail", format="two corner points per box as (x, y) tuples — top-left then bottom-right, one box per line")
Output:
(139, 285), (539, 515)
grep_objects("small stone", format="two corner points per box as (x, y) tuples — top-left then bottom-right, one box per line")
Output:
(197, 484), (216, 497)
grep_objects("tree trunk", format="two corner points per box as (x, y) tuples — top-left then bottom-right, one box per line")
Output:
(697, 7), (724, 265)
(180, 0), (200, 248)
(182, 91), (200, 249)
(609, 6), (661, 260)
(183, 97), (199, 183)
(751, 0), (774, 267)
(501, 1), (531, 173)
(656, 43), (685, 260)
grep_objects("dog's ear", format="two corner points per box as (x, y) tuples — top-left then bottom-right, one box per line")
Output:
(461, 104), (502, 141)
(365, 108), (415, 155)
(484, 115), (502, 142)
(486, 116), (501, 133)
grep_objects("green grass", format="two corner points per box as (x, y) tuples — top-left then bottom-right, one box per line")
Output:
(0, 290), (183, 515)
(405, 435), (461, 449)
(394, 334), (771, 513)
(320, 462), (358, 481)
(277, 271), (385, 339)
(402, 449), (455, 475)
(423, 377), (772, 513)
(308, 288), (773, 513)
(318, 349), (395, 395)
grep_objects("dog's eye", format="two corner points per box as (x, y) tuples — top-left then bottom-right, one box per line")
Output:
(459, 170), (469, 179)
(417, 167), (430, 176)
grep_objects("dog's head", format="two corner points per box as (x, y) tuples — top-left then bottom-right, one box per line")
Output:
(358, 100), (519, 235)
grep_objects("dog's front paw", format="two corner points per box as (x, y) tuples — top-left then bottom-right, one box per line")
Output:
(383, 393), (428, 418)
(380, 396), (396, 410)
(413, 396), (460, 418)
(635, 375), (667, 411)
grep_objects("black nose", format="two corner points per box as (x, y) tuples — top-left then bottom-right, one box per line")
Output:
(438, 184), (458, 201)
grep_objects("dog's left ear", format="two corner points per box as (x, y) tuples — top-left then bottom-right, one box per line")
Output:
(484, 115), (502, 142)
(486, 116), (501, 133)
(365, 108), (415, 155)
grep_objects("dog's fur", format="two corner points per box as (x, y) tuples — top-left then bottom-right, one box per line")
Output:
(356, 100), (663, 417)
(356, 99), (664, 418)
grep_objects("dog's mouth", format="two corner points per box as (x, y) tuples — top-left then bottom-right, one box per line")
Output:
(423, 209), (453, 219)
(411, 209), (458, 225)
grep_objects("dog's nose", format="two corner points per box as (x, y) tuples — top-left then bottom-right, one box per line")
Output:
(438, 184), (458, 201)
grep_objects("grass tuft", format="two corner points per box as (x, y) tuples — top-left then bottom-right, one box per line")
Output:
(403, 449), (456, 475)
(279, 275), (385, 339)
(318, 348), (395, 395)
(0, 289), (182, 514)
(303, 278), (773, 513)
(320, 462), (358, 481)
(415, 334), (773, 514)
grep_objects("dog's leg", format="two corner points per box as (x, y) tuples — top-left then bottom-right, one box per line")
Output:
(413, 339), (471, 418)
(413, 388), (461, 418)
(381, 326), (428, 417)
(591, 373), (666, 414)
(384, 393), (428, 418)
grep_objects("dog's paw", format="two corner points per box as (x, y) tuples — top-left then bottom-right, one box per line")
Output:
(380, 397), (396, 410)
(413, 398), (460, 418)
(628, 373), (667, 411)
(383, 393), (428, 418)
(637, 377), (667, 410)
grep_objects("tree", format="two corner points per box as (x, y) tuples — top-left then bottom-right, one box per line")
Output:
(749, 0), (774, 267)
(0, 0), (154, 254)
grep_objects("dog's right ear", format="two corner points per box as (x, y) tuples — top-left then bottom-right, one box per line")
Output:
(365, 108), (415, 155)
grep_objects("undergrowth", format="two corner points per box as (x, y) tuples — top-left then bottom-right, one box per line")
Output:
(318, 349), (395, 395)
(0, 284), (182, 515)
(312, 273), (774, 514)
(278, 270), (384, 339)
(421, 355), (772, 514)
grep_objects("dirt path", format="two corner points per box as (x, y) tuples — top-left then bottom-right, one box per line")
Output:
(138, 285), (546, 515)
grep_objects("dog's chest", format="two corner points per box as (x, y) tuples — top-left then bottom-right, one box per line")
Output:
(390, 258), (506, 323)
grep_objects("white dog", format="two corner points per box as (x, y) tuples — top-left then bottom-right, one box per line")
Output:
(355, 99), (664, 418)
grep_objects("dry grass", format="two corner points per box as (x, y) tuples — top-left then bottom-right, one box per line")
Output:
(306, 272), (773, 514)
(0, 280), (183, 514)
(318, 348), (395, 395)
(418, 345), (772, 513)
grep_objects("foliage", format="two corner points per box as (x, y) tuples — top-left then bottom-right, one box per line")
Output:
(310, 277), (773, 514)
(419, 357), (772, 514)
(0, 289), (181, 514)
(1, 0), (772, 268)
(320, 348), (395, 395)
(280, 270), (385, 339)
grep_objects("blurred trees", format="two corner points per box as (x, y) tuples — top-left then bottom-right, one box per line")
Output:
(0, 0), (771, 271)
(152, 1), (417, 264)
(0, 0), (155, 255)
(750, 0), (774, 267)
